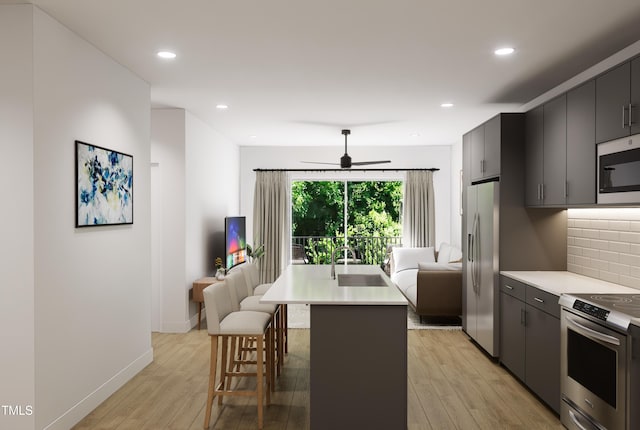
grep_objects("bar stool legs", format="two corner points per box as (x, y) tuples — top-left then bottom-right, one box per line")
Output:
(204, 333), (271, 429)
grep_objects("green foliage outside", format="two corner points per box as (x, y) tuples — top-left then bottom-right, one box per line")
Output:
(292, 181), (403, 264)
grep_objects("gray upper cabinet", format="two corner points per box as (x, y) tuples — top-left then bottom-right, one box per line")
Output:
(525, 107), (544, 206)
(468, 115), (502, 182)
(483, 115), (501, 179)
(632, 57), (640, 136)
(463, 132), (472, 189)
(542, 95), (567, 206)
(470, 114), (514, 183)
(566, 80), (596, 205)
(470, 124), (486, 182)
(525, 96), (567, 206)
(596, 58), (640, 143)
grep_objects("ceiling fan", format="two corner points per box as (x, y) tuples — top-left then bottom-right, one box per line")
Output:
(302, 129), (391, 168)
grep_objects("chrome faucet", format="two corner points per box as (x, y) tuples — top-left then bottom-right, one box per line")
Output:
(331, 245), (356, 279)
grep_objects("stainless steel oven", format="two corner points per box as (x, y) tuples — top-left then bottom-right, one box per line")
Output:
(597, 135), (640, 204)
(559, 294), (640, 430)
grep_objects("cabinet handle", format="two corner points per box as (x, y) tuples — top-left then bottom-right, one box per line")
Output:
(537, 184), (541, 201)
(505, 284), (514, 290)
(630, 103), (634, 126)
(521, 308), (526, 326)
(534, 297), (544, 303)
(540, 184), (544, 201)
(565, 181), (568, 198)
(623, 105), (628, 128)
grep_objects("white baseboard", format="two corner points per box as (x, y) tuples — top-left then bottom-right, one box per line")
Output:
(42, 348), (154, 430)
(159, 311), (204, 333)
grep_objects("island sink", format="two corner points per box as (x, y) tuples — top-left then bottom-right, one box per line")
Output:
(337, 273), (388, 286)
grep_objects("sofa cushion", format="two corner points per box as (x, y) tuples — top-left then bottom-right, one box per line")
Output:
(418, 261), (460, 271)
(390, 268), (417, 294)
(392, 247), (435, 272)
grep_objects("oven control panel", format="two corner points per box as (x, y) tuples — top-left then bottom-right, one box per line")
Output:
(573, 300), (610, 321)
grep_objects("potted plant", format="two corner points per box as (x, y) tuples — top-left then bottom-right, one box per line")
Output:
(246, 243), (265, 263)
(214, 257), (225, 280)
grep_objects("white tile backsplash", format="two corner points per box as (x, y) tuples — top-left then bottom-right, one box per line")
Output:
(567, 209), (640, 290)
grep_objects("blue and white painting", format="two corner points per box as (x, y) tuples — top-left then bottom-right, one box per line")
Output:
(76, 141), (133, 226)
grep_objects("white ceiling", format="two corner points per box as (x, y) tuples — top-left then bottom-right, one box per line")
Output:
(8, 0), (640, 147)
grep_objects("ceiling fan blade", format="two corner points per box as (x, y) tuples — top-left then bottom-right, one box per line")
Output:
(299, 130), (392, 168)
(300, 161), (341, 166)
(350, 160), (392, 166)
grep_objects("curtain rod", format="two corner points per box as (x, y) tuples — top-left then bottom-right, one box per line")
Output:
(253, 168), (439, 172)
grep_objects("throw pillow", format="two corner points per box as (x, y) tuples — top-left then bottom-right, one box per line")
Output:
(437, 242), (452, 264)
(393, 247), (435, 272)
(448, 246), (463, 263)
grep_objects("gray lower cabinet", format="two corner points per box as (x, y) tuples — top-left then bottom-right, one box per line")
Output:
(500, 291), (525, 380)
(525, 303), (560, 413)
(500, 276), (560, 413)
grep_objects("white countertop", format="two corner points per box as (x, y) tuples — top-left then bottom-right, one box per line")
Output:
(260, 264), (408, 305)
(500, 271), (640, 297)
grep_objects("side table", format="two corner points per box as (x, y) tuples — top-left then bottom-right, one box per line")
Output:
(192, 277), (221, 330)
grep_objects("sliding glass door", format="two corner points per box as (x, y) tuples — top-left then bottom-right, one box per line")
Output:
(291, 180), (402, 265)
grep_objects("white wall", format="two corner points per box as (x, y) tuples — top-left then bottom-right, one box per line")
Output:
(151, 109), (187, 332)
(239, 145), (452, 251)
(151, 109), (240, 332)
(31, 7), (152, 429)
(184, 111), (240, 324)
(0, 5), (35, 430)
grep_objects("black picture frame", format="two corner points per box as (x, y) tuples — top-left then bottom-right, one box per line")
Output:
(75, 140), (133, 227)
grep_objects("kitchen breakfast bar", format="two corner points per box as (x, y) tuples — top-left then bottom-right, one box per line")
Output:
(260, 264), (408, 430)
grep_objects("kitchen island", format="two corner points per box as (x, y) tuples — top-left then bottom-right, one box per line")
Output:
(260, 264), (408, 430)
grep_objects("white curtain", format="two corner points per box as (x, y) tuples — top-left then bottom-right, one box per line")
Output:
(253, 171), (290, 283)
(403, 170), (435, 248)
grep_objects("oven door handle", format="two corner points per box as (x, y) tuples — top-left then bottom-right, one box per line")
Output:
(566, 317), (621, 346)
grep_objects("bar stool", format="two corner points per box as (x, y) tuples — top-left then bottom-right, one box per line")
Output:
(202, 281), (272, 429)
(226, 270), (281, 386)
(241, 263), (288, 355)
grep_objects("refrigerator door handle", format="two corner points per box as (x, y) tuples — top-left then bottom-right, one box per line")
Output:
(471, 213), (479, 293)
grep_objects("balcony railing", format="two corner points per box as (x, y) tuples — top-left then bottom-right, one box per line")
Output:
(292, 236), (402, 265)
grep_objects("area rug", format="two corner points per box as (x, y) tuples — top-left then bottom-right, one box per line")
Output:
(286, 303), (461, 330)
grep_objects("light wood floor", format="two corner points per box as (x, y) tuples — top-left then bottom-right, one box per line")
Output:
(73, 328), (563, 430)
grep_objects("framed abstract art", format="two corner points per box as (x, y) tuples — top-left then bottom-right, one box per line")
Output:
(75, 140), (133, 227)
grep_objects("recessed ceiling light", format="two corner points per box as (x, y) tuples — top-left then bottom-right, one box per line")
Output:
(441, 103), (454, 108)
(157, 51), (176, 59)
(216, 104), (229, 110)
(410, 133), (421, 137)
(249, 135), (257, 139)
(494, 47), (515, 56)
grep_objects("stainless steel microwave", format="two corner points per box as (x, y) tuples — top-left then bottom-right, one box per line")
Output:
(597, 135), (640, 204)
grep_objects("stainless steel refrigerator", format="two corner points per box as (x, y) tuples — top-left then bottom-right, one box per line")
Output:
(464, 181), (500, 357)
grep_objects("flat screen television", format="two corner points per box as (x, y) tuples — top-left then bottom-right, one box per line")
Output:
(225, 216), (247, 270)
